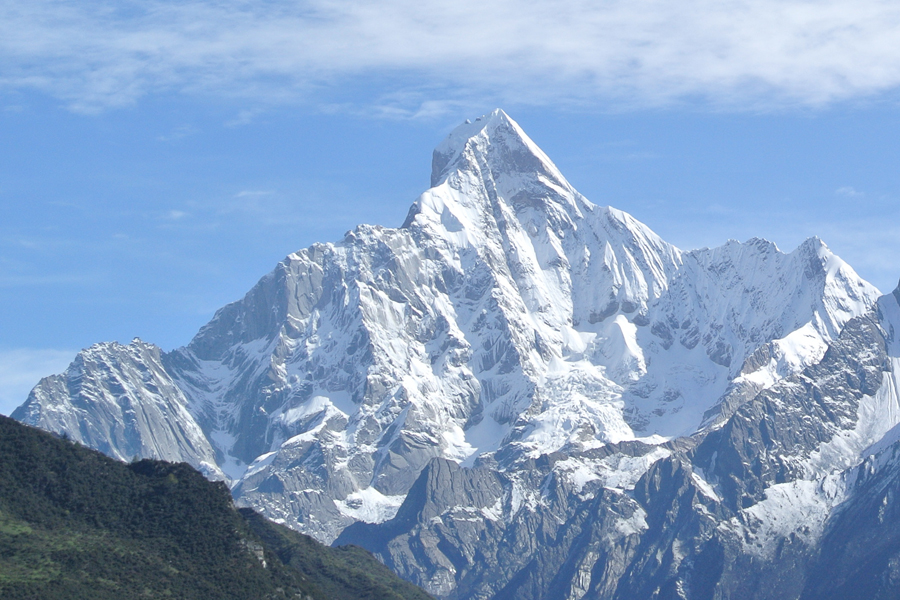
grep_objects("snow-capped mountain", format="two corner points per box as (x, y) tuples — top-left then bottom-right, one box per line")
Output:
(14, 109), (897, 599)
(14, 340), (220, 476)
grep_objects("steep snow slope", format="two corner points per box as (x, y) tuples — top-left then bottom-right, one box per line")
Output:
(14, 110), (880, 554)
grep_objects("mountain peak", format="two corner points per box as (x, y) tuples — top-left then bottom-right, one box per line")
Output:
(430, 109), (566, 189)
(430, 109), (510, 186)
(406, 109), (583, 239)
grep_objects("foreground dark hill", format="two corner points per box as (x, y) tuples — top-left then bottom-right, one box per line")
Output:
(0, 415), (432, 600)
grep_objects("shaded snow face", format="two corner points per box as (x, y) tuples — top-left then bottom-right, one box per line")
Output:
(13, 109), (880, 546)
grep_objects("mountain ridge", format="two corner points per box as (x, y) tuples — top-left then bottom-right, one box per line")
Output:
(13, 109), (899, 599)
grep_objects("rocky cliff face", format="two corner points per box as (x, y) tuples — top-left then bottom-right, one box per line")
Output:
(13, 341), (220, 477)
(14, 109), (898, 599)
(338, 291), (900, 599)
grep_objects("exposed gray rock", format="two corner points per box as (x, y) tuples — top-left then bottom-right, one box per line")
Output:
(12, 339), (220, 478)
(801, 441), (900, 600)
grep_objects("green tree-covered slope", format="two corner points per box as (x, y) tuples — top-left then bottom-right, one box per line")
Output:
(0, 415), (431, 600)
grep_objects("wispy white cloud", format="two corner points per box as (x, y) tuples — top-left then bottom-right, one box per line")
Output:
(3, 0), (900, 113)
(233, 190), (275, 199)
(156, 124), (199, 141)
(835, 186), (865, 197)
(225, 108), (264, 127)
(0, 348), (75, 415)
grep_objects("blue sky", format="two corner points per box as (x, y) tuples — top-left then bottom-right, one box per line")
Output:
(2, 0), (900, 414)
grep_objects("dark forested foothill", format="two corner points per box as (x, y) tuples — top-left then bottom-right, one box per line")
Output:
(0, 415), (431, 600)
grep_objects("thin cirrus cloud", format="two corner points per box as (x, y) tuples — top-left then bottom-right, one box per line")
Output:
(1, 0), (900, 113)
